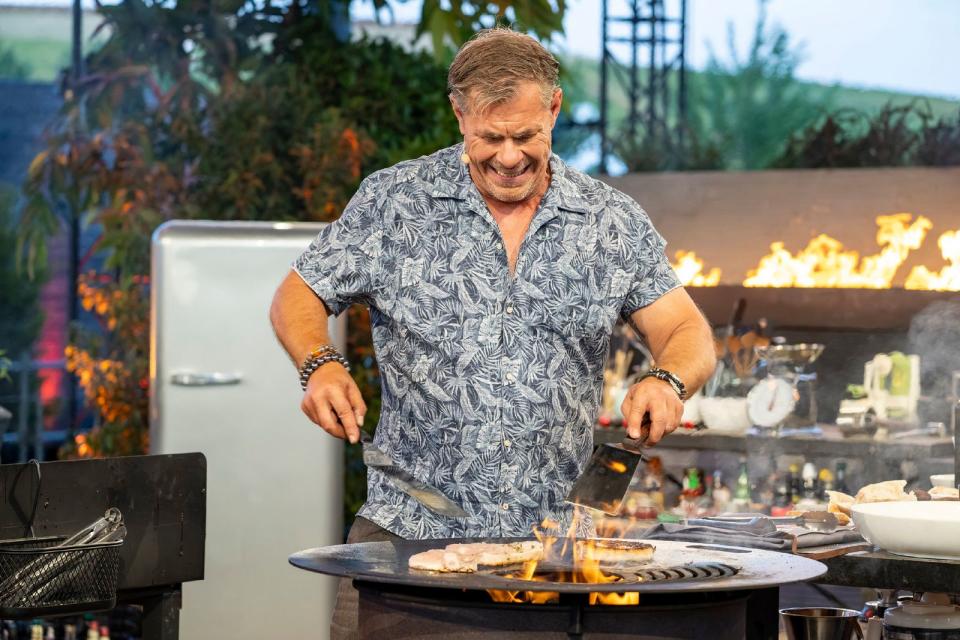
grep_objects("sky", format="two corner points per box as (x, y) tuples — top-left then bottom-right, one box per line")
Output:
(354, 0), (960, 99)
(9, 0), (959, 98)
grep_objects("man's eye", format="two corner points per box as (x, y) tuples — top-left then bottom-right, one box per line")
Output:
(515, 136), (534, 143)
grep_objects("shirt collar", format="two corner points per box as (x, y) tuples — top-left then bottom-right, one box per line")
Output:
(431, 144), (593, 215)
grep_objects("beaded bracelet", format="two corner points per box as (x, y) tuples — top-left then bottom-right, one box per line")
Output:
(299, 346), (350, 390)
(638, 367), (686, 400)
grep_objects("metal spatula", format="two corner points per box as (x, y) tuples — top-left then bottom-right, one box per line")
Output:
(360, 432), (469, 519)
(565, 418), (653, 515)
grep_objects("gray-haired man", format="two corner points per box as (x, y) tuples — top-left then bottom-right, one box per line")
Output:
(270, 28), (716, 638)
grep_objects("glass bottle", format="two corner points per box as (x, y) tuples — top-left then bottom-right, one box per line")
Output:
(835, 460), (850, 494)
(712, 470), (732, 514)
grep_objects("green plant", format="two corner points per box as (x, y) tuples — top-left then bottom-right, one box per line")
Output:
(0, 184), (45, 360)
(774, 102), (960, 169)
(0, 39), (31, 79)
(686, 0), (825, 170)
(614, 126), (724, 172)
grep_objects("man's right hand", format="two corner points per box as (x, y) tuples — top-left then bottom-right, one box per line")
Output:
(301, 362), (367, 443)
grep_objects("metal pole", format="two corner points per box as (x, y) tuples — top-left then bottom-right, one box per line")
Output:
(69, 0), (83, 438)
(629, 0), (639, 141)
(67, 208), (79, 438)
(17, 353), (29, 462)
(71, 0), (83, 86)
(34, 374), (44, 461)
(678, 0), (688, 149)
(600, 0), (609, 174)
(647, 0), (657, 143)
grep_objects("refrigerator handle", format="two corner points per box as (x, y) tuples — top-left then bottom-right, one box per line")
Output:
(170, 372), (243, 387)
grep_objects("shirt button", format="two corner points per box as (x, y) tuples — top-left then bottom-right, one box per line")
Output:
(501, 503), (510, 511)
(505, 305), (514, 315)
(505, 372), (516, 383)
(503, 439), (511, 448)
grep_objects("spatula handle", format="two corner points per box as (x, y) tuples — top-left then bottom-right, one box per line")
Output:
(621, 413), (652, 451)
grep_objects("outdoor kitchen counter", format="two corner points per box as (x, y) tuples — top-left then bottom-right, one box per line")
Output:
(593, 426), (955, 460)
(808, 546), (960, 594)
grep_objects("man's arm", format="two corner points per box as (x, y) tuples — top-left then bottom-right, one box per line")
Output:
(270, 270), (366, 443)
(621, 287), (716, 444)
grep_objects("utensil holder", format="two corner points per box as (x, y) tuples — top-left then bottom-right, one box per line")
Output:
(0, 535), (123, 618)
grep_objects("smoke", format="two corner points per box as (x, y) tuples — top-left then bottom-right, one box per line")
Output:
(908, 300), (960, 420)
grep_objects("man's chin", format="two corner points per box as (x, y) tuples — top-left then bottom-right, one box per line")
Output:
(483, 179), (538, 204)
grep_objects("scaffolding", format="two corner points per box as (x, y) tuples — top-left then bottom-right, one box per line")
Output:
(599, 0), (688, 173)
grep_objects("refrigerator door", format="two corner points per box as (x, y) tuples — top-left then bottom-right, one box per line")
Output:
(151, 220), (345, 639)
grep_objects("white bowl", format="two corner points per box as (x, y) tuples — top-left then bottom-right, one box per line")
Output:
(851, 501), (960, 560)
(931, 474), (956, 488)
(698, 397), (751, 435)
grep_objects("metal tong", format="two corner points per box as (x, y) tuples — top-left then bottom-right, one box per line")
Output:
(0, 508), (127, 606)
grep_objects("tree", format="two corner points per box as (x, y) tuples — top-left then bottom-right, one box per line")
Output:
(0, 39), (31, 79)
(687, 0), (826, 170)
(0, 184), (45, 358)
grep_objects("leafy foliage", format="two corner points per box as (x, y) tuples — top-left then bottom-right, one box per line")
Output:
(62, 274), (150, 458)
(0, 39), (31, 79)
(611, 0), (825, 172)
(774, 103), (960, 169)
(0, 184), (45, 359)
(685, 0), (824, 170)
(414, 0), (565, 60)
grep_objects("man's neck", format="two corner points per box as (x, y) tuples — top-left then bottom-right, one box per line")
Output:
(480, 169), (552, 222)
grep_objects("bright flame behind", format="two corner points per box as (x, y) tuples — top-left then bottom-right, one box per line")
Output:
(905, 230), (960, 291)
(486, 515), (640, 606)
(671, 251), (721, 287)
(743, 213), (933, 288)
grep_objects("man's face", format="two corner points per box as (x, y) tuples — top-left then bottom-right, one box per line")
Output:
(453, 82), (563, 206)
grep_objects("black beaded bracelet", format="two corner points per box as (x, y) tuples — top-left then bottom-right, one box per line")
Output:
(299, 348), (350, 390)
(639, 367), (686, 400)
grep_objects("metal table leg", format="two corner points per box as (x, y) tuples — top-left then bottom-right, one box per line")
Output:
(141, 590), (182, 640)
(746, 587), (780, 640)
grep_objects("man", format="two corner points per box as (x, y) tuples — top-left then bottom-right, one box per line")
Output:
(270, 28), (715, 638)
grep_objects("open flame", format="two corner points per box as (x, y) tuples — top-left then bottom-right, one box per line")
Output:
(486, 515), (640, 606)
(744, 213), (932, 288)
(671, 250), (722, 287)
(905, 230), (960, 290)
(673, 213), (959, 290)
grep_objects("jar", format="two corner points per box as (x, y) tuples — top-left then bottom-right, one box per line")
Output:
(883, 603), (960, 640)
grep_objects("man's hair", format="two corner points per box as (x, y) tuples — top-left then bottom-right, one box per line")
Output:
(448, 27), (560, 115)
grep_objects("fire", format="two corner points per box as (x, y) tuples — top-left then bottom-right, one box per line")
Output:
(672, 251), (721, 287)
(905, 230), (960, 291)
(605, 460), (629, 474)
(486, 514), (640, 606)
(744, 213), (933, 288)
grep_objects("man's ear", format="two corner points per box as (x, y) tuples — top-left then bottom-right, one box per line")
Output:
(549, 88), (563, 127)
(450, 95), (467, 136)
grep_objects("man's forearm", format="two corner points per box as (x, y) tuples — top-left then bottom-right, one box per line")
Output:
(269, 270), (333, 367)
(648, 318), (716, 397)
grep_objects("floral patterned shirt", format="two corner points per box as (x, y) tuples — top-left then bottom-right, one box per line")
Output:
(293, 143), (681, 539)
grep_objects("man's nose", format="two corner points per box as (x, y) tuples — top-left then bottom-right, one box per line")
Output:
(496, 140), (523, 168)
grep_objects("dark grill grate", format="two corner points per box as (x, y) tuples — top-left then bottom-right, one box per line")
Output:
(632, 562), (739, 583)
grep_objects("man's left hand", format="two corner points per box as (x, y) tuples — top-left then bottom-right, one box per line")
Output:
(620, 377), (683, 445)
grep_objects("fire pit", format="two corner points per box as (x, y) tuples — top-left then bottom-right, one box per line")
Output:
(290, 538), (826, 639)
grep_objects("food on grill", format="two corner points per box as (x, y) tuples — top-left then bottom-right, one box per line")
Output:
(408, 541), (543, 573)
(929, 486), (960, 500)
(854, 480), (916, 504)
(575, 539), (655, 564)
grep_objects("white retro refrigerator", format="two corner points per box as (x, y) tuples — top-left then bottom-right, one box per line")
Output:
(150, 220), (344, 639)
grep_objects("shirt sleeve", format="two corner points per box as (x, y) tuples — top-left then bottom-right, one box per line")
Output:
(292, 173), (387, 316)
(619, 205), (682, 320)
